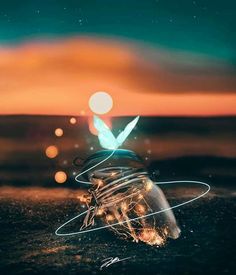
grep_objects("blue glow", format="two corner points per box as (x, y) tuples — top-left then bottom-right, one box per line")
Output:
(59, 147), (211, 236)
(94, 115), (139, 150)
(55, 180), (210, 236)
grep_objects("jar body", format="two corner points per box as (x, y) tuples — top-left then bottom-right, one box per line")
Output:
(88, 172), (180, 246)
(82, 150), (180, 246)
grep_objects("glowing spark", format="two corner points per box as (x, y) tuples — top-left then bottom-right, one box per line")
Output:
(139, 228), (164, 246)
(77, 194), (91, 204)
(138, 194), (144, 200)
(145, 180), (153, 192)
(106, 214), (114, 222)
(96, 208), (104, 216)
(92, 178), (104, 187)
(121, 202), (128, 211)
(135, 204), (146, 215)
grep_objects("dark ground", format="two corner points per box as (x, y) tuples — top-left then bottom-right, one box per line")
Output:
(0, 116), (236, 274)
(0, 185), (235, 275)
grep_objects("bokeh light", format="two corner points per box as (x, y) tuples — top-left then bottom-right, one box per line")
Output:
(55, 128), (63, 137)
(70, 117), (77, 124)
(89, 91), (113, 114)
(45, 145), (59, 158)
(54, 171), (67, 184)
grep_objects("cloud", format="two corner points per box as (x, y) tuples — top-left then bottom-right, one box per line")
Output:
(0, 36), (236, 116)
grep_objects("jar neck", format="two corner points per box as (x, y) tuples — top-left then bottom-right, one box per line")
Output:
(81, 149), (146, 181)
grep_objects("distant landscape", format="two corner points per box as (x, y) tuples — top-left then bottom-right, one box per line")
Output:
(0, 115), (236, 187)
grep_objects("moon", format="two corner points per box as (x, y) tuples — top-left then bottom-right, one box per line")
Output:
(89, 91), (113, 114)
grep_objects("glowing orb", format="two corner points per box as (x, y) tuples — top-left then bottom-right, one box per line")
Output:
(55, 171), (67, 184)
(89, 91), (113, 114)
(55, 128), (63, 137)
(70, 117), (77, 124)
(45, 145), (58, 158)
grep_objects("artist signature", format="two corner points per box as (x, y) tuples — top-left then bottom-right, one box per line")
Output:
(100, 256), (133, 270)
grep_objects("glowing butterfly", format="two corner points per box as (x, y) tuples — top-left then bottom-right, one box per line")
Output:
(94, 115), (139, 149)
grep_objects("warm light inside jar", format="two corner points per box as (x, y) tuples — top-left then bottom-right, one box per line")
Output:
(80, 149), (181, 246)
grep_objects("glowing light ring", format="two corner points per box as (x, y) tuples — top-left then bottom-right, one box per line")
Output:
(55, 180), (210, 236)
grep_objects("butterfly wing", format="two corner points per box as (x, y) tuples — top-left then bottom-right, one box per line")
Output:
(93, 115), (118, 149)
(116, 116), (139, 146)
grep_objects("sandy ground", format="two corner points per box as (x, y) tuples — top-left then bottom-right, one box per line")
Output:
(0, 185), (235, 275)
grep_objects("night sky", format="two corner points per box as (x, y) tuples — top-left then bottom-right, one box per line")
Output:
(0, 0), (236, 116)
(1, 0), (235, 62)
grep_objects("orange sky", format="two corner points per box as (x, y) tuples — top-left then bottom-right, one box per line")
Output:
(0, 36), (236, 116)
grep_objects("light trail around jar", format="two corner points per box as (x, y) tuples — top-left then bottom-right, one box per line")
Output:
(55, 180), (210, 235)
(55, 115), (210, 246)
(56, 149), (210, 246)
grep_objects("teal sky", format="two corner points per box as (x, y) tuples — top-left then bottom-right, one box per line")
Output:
(0, 0), (235, 64)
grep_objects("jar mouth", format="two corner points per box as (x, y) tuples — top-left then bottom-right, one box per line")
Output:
(80, 149), (145, 181)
